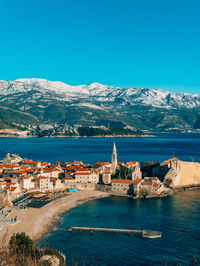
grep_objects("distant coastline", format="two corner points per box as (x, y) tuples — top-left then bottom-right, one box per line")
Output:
(0, 134), (154, 138)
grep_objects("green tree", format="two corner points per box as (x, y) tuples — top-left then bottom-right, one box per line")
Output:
(114, 165), (131, 179)
(9, 232), (33, 256)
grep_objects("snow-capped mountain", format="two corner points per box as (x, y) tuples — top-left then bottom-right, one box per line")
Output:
(0, 78), (199, 109)
(0, 78), (200, 131)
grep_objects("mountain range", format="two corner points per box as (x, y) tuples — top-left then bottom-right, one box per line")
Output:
(0, 78), (200, 132)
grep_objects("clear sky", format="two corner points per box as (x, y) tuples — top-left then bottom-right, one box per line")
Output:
(0, 0), (200, 93)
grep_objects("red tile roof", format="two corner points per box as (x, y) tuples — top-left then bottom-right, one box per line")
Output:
(112, 179), (134, 184)
(126, 161), (139, 166)
(74, 172), (90, 176)
(164, 157), (179, 165)
(50, 177), (59, 182)
(93, 162), (111, 166)
(62, 177), (75, 180)
(10, 187), (17, 191)
(41, 162), (49, 166)
(141, 182), (152, 186)
(38, 176), (49, 180)
(132, 179), (143, 185)
(23, 160), (40, 165)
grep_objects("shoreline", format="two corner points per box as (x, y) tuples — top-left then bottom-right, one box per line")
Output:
(0, 134), (154, 138)
(0, 187), (200, 247)
(0, 191), (109, 247)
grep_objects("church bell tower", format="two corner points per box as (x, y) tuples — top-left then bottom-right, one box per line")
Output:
(111, 142), (117, 174)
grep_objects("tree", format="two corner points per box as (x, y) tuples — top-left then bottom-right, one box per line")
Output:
(9, 232), (33, 256)
(114, 165), (131, 179)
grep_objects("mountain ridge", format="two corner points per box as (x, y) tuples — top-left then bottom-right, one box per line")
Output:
(0, 78), (199, 132)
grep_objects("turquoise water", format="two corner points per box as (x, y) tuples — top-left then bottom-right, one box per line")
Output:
(1, 133), (200, 265)
(38, 191), (200, 265)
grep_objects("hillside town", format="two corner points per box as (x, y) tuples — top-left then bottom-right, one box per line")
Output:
(0, 142), (200, 210)
(0, 143), (180, 209)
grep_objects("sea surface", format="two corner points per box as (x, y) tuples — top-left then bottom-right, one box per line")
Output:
(37, 192), (200, 265)
(0, 133), (200, 164)
(1, 133), (200, 265)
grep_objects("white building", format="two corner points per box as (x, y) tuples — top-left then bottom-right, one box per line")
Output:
(37, 176), (50, 191)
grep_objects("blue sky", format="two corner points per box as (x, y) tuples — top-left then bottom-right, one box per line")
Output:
(0, 0), (200, 93)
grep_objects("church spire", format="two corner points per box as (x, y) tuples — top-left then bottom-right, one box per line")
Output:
(111, 142), (117, 174)
(113, 142), (117, 154)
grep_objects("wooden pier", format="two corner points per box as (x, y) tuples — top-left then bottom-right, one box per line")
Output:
(60, 227), (162, 238)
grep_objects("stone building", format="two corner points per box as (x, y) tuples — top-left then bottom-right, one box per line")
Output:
(111, 179), (134, 195)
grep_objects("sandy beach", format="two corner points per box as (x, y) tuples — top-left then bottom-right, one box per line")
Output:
(0, 191), (109, 247)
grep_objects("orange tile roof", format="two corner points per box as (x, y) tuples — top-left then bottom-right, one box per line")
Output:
(152, 183), (159, 187)
(164, 157), (179, 165)
(112, 179), (134, 184)
(73, 161), (83, 164)
(38, 176), (49, 180)
(10, 187), (17, 191)
(50, 177), (58, 182)
(41, 162), (49, 166)
(20, 166), (30, 170)
(23, 160), (40, 165)
(132, 179), (143, 185)
(92, 169), (99, 175)
(93, 162), (111, 166)
(74, 172), (90, 176)
(62, 177), (75, 180)
(141, 181), (152, 186)
(65, 171), (74, 175)
(0, 164), (10, 168)
(76, 168), (90, 173)
(126, 161), (139, 166)
(2, 177), (11, 180)
(5, 164), (19, 168)
(43, 168), (62, 173)
(145, 177), (159, 180)
(20, 175), (31, 179)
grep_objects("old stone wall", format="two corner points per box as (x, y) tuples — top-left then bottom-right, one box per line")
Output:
(165, 160), (200, 187)
(178, 161), (200, 187)
(96, 184), (112, 193)
(0, 190), (12, 206)
(75, 183), (95, 191)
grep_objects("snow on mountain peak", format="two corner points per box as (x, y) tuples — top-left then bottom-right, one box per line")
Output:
(0, 78), (199, 109)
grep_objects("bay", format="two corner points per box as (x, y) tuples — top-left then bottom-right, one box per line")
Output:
(1, 133), (200, 265)
(38, 191), (200, 265)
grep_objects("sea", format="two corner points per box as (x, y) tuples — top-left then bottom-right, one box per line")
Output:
(0, 133), (200, 265)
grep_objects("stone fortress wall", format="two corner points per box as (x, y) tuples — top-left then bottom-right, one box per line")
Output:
(170, 160), (200, 187)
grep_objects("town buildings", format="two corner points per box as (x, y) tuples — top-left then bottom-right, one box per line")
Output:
(0, 143), (168, 202)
